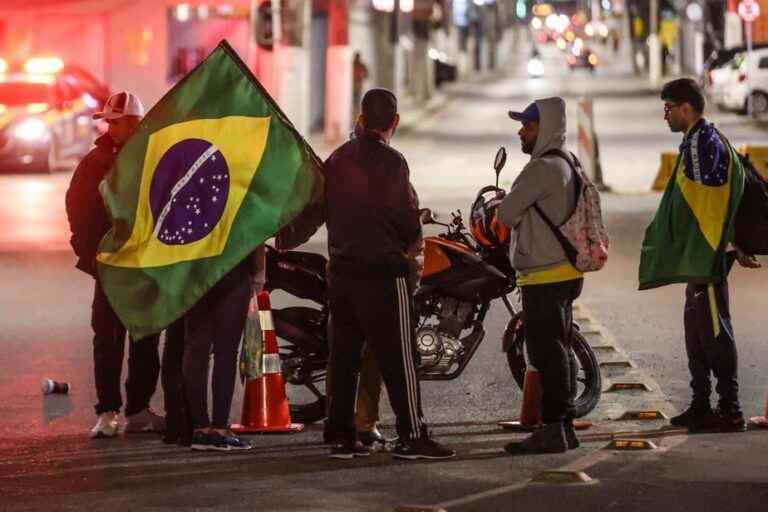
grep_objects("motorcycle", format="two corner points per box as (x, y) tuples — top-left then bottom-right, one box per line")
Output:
(266, 147), (602, 424)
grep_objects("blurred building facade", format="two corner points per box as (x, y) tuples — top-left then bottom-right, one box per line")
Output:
(626, 0), (768, 77)
(0, 0), (519, 141)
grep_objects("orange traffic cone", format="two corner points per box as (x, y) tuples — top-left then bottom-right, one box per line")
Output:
(749, 392), (768, 429)
(232, 291), (304, 434)
(497, 367), (593, 432)
(498, 367), (543, 431)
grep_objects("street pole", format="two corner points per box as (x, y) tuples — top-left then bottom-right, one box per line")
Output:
(648, 0), (662, 87)
(391, 0), (399, 45)
(390, 0), (402, 99)
(725, 0), (743, 48)
(324, 0), (352, 143)
(746, 18), (753, 117)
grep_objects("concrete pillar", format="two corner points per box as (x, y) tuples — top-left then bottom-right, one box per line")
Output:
(648, 0), (662, 87)
(324, 0), (352, 143)
(373, 12), (394, 89)
(724, 2), (743, 49)
(275, 0), (312, 136)
(411, 14), (431, 103)
(694, 30), (705, 75)
(392, 2), (405, 100)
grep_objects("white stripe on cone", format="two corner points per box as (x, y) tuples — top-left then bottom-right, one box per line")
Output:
(263, 353), (282, 374)
(259, 310), (274, 332)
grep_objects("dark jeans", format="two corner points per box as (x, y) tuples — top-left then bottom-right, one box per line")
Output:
(182, 261), (252, 429)
(92, 281), (160, 416)
(683, 254), (739, 409)
(327, 273), (427, 444)
(161, 318), (187, 433)
(521, 278), (583, 423)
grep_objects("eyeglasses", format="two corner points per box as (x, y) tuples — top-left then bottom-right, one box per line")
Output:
(663, 102), (681, 113)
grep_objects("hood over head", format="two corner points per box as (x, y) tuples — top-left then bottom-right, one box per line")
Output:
(530, 97), (567, 158)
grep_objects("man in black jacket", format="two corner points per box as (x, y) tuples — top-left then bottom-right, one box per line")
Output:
(65, 91), (164, 438)
(324, 88), (454, 460)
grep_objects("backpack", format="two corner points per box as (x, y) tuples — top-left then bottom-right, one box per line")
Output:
(533, 149), (609, 272)
(734, 153), (768, 255)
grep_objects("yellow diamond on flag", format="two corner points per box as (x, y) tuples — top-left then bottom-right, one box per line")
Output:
(98, 116), (270, 268)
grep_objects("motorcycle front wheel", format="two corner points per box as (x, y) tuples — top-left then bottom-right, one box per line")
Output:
(506, 323), (602, 419)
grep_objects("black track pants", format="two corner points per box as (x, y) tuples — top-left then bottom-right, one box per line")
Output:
(327, 273), (427, 444)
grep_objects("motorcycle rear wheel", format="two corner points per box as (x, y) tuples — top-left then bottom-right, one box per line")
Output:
(506, 325), (602, 419)
(274, 306), (328, 424)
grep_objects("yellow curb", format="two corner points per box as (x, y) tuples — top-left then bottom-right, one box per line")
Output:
(599, 360), (634, 368)
(605, 382), (652, 392)
(530, 470), (597, 485)
(652, 151), (677, 191)
(738, 145), (768, 180)
(617, 410), (668, 421)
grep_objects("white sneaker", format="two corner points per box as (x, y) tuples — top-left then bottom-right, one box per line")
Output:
(91, 412), (119, 438)
(125, 408), (166, 433)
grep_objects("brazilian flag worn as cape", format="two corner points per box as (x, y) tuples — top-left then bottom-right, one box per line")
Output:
(639, 125), (745, 290)
(97, 40), (323, 338)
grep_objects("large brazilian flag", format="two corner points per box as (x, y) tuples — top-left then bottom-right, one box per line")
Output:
(639, 131), (744, 290)
(96, 40), (323, 338)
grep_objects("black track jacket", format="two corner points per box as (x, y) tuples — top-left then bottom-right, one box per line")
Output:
(65, 134), (117, 277)
(324, 130), (421, 278)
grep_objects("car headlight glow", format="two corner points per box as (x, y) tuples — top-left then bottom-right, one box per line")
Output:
(13, 118), (48, 141)
(528, 58), (544, 77)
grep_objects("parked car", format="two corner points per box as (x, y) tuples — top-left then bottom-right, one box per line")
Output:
(702, 43), (768, 84)
(706, 56), (742, 109)
(0, 57), (109, 173)
(567, 45), (598, 72)
(720, 48), (768, 116)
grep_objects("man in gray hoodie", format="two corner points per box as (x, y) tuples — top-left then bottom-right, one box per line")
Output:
(498, 97), (583, 454)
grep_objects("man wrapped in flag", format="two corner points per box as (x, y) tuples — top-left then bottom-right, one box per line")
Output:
(96, 41), (323, 451)
(639, 78), (760, 433)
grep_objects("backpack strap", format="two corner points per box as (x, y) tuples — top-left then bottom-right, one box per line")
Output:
(530, 149), (582, 266)
(535, 148), (582, 226)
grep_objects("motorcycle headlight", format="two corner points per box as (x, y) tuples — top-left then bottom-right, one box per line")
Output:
(13, 118), (48, 142)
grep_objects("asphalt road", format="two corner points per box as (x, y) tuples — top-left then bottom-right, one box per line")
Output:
(1, 41), (767, 512)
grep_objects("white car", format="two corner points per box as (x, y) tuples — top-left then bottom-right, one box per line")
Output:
(721, 48), (768, 116)
(706, 59), (740, 108)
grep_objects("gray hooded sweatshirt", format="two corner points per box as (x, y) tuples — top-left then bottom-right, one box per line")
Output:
(498, 97), (577, 273)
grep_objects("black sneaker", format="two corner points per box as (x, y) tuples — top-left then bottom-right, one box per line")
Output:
(392, 438), (456, 460)
(670, 405), (720, 431)
(357, 427), (388, 447)
(329, 442), (371, 460)
(564, 421), (579, 450)
(177, 431), (193, 448)
(190, 431), (211, 451)
(208, 431), (253, 452)
(716, 408), (747, 433)
(504, 422), (568, 455)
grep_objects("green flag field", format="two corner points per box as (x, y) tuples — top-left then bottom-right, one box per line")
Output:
(97, 40), (323, 338)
